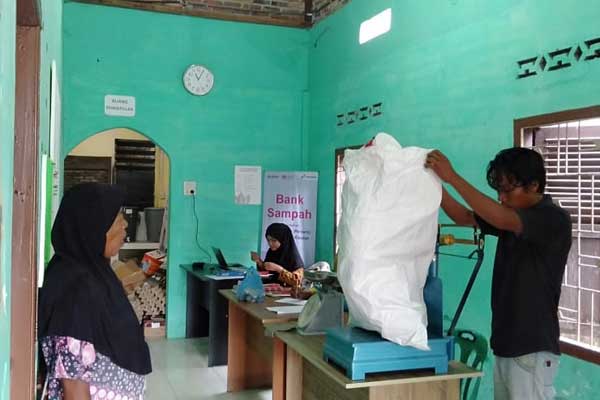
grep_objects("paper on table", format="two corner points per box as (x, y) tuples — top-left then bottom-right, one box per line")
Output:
(266, 306), (304, 314)
(266, 293), (291, 298)
(275, 298), (308, 306)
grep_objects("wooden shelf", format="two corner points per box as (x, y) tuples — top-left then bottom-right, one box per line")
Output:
(121, 242), (160, 250)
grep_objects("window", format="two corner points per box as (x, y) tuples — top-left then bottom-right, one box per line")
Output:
(515, 106), (600, 364)
(359, 8), (392, 45)
(334, 146), (362, 263)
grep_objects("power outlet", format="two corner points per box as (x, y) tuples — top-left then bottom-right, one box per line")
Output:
(183, 181), (197, 196)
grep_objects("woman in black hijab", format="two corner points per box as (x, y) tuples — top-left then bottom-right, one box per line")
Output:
(38, 183), (151, 400)
(251, 222), (304, 287)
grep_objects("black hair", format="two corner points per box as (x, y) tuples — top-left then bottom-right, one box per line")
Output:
(486, 147), (546, 193)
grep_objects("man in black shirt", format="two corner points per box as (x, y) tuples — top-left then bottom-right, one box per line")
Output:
(425, 147), (571, 400)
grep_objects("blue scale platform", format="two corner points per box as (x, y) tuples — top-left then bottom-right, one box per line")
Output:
(323, 327), (455, 381)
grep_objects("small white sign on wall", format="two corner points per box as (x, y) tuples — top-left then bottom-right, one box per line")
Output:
(104, 95), (136, 117)
(235, 166), (262, 205)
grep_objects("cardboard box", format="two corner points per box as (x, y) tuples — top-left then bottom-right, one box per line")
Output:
(141, 250), (166, 276)
(114, 259), (146, 294)
(143, 318), (166, 339)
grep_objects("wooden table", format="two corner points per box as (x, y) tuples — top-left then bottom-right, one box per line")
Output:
(275, 330), (482, 400)
(220, 289), (299, 397)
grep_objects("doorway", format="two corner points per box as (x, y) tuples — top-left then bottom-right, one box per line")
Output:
(66, 127), (171, 336)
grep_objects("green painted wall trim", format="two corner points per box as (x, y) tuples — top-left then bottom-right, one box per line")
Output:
(307, 1), (600, 398)
(0, 0), (16, 398)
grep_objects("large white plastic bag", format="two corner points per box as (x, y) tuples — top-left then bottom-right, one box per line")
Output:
(337, 133), (441, 350)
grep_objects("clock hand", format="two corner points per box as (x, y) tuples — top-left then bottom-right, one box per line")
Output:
(198, 71), (204, 80)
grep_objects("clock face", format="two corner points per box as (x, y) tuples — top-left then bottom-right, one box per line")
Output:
(183, 65), (214, 96)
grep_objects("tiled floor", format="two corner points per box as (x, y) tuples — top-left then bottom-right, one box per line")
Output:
(145, 338), (272, 400)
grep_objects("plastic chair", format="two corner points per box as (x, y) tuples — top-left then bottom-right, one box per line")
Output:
(454, 329), (488, 400)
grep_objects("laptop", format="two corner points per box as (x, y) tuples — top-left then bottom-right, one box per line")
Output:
(212, 247), (244, 270)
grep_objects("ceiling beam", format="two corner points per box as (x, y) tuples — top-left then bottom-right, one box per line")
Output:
(17, 0), (41, 27)
(71, 0), (309, 28)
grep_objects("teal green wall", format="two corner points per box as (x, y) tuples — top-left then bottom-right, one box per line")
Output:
(0, 0), (16, 398)
(62, 1), (600, 397)
(62, 3), (309, 339)
(307, 1), (600, 398)
(39, 0), (63, 273)
(40, 0), (63, 157)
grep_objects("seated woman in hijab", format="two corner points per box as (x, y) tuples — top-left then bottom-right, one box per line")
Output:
(251, 222), (304, 288)
(38, 183), (151, 400)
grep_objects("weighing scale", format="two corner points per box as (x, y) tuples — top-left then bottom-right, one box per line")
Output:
(296, 270), (344, 335)
(321, 225), (485, 380)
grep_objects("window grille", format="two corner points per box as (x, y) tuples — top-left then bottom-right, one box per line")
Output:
(521, 117), (600, 357)
(334, 146), (361, 259)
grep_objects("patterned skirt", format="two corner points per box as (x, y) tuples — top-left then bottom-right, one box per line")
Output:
(41, 336), (146, 400)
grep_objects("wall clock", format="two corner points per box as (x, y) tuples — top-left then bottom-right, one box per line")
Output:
(183, 65), (214, 96)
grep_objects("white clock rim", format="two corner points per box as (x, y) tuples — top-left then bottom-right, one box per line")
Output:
(183, 64), (214, 95)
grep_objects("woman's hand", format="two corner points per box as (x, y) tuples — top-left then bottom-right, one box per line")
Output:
(250, 251), (261, 264)
(263, 262), (284, 273)
(291, 286), (314, 300)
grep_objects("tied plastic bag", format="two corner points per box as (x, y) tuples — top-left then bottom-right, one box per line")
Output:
(234, 268), (265, 303)
(337, 133), (441, 350)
